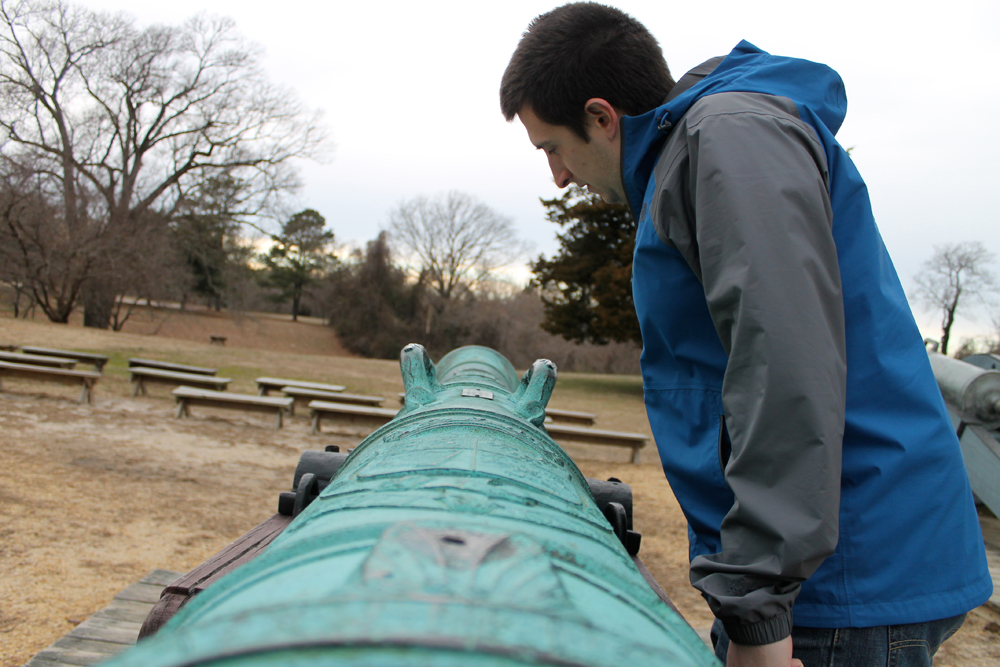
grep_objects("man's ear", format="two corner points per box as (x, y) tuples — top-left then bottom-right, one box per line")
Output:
(583, 98), (621, 140)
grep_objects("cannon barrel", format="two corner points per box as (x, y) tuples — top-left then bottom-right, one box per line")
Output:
(105, 345), (715, 667)
(928, 351), (1000, 429)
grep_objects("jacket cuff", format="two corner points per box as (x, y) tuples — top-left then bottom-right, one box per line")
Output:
(722, 610), (793, 646)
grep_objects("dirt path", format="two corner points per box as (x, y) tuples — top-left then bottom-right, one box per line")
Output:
(1, 313), (997, 666)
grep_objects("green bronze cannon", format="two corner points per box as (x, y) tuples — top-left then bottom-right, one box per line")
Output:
(107, 345), (717, 667)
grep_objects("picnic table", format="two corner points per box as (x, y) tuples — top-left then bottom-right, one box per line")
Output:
(20, 346), (109, 372)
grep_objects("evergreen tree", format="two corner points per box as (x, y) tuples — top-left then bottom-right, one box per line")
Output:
(261, 209), (335, 320)
(531, 186), (640, 345)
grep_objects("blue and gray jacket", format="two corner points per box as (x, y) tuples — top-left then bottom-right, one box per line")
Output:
(622, 41), (991, 645)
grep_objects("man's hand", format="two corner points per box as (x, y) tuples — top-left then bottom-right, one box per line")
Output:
(726, 636), (803, 667)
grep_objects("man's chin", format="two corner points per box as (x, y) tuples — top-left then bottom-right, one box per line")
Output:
(584, 184), (623, 205)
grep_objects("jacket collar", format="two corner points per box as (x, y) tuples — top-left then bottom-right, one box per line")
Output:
(619, 41), (771, 216)
(618, 54), (727, 218)
(665, 56), (725, 103)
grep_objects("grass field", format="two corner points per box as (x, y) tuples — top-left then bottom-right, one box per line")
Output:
(1, 309), (997, 666)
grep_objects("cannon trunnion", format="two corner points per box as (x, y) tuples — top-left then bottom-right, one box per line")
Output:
(107, 345), (716, 667)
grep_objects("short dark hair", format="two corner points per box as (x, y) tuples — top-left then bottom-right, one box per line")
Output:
(500, 2), (674, 140)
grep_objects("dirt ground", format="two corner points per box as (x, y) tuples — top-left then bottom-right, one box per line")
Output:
(1, 311), (998, 666)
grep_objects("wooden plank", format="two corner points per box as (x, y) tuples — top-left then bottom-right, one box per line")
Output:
(172, 387), (292, 408)
(19, 347), (108, 371)
(140, 569), (183, 587)
(92, 598), (159, 624)
(127, 358), (217, 375)
(397, 393), (598, 426)
(257, 377), (345, 395)
(0, 361), (100, 403)
(546, 423), (647, 464)
(167, 514), (292, 594)
(0, 361), (100, 382)
(545, 408), (597, 426)
(632, 554), (685, 621)
(50, 636), (131, 654)
(308, 400), (398, 419)
(0, 351), (77, 368)
(24, 657), (85, 667)
(308, 400), (398, 434)
(69, 617), (142, 645)
(140, 515), (292, 638)
(138, 593), (188, 640)
(114, 581), (169, 604)
(283, 386), (385, 406)
(172, 388), (293, 429)
(545, 423), (647, 445)
(30, 647), (117, 666)
(22, 570), (181, 667)
(130, 368), (231, 394)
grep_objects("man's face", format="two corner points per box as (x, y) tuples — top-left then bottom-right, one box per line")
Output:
(517, 105), (625, 204)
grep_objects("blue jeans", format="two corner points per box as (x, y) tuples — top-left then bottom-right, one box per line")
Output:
(711, 614), (967, 666)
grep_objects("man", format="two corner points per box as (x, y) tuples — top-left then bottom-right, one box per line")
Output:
(500, 4), (991, 667)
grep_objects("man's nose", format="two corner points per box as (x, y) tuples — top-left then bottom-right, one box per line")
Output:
(547, 157), (572, 189)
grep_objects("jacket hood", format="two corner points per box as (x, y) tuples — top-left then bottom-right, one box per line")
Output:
(621, 40), (848, 216)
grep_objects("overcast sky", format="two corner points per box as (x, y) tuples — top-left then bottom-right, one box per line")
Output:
(84, 0), (1000, 342)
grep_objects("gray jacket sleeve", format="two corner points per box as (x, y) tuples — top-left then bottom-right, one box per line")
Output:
(650, 92), (847, 646)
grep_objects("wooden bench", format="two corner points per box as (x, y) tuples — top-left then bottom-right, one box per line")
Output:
(282, 386), (385, 415)
(308, 400), (399, 434)
(545, 423), (648, 464)
(128, 358), (217, 376)
(544, 408), (597, 426)
(209, 336), (227, 345)
(172, 387), (294, 430)
(0, 350), (78, 369)
(130, 368), (231, 396)
(256, 377), (346, 396)
(396, 392), (597, 426)
(20, 346), (109, 372)
(0, 360), (101, 403)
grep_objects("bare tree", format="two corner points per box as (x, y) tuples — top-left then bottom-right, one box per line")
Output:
(911, 241), (997, 356)
(0, 166), (90, 322)
(386, 191), (531, 300)
(0, 0), (327, 327)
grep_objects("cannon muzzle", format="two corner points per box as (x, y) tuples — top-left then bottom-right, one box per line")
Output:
(928, 351), (1000, 429)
